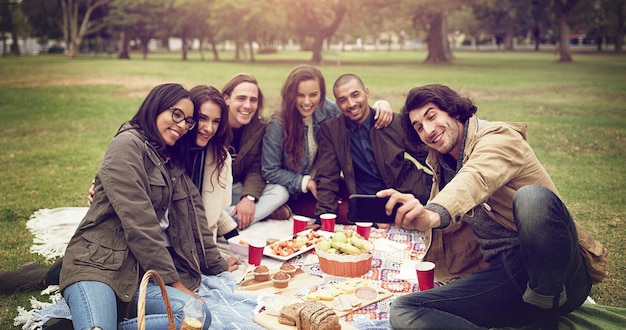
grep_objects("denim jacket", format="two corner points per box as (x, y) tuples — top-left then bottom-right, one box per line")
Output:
(262, 98), (340, 197)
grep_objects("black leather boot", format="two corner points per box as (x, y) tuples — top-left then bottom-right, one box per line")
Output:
(0, 262), (48, 294)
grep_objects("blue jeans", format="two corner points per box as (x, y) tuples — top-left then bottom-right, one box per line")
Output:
(227, 182), (289, 222)
(390, 185), (592, 329)
(63, 280), (211, 330)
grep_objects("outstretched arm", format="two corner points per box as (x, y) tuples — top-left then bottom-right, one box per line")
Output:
(376, 188), (441, 231)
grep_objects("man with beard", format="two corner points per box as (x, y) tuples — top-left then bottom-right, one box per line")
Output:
(380, 84), (605, 329)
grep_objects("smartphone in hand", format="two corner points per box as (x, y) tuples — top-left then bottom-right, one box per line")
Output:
(347, 194), (400, 223)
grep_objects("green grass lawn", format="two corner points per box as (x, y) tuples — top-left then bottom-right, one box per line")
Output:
(1, 49), (625, 328)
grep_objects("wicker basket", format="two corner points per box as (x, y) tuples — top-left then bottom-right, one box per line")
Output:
(316, 248), (373, 277)
(137, 270), (176, 330)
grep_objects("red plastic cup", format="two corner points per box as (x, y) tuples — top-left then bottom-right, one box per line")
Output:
(293, 215), (309, 235)
(356, 222), (373, 240)
(320, 213), (336, 232)
(416, 261), (436, 291)
(247, 239), (265, 266)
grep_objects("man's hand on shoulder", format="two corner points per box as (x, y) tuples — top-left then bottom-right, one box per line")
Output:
(87, 179), (95, 206)
(372, 100), (393, 129)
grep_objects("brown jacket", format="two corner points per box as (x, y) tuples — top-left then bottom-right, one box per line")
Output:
(232, 115), (267, 200)
(60, 127), (228, 302)
(425, 116), (606, 283)
(315, 112), (431, 216)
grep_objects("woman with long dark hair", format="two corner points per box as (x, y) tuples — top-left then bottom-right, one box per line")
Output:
(60, 83), (227, 330)
(262, 65), (393, 223)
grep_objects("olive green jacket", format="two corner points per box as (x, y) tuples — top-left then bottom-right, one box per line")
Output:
(60, 127), (228, 302)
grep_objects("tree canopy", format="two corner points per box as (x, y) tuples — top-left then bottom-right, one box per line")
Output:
(6, 0), (625, 62)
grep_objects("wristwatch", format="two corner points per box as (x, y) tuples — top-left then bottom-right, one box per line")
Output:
(245, 195), (257, 202)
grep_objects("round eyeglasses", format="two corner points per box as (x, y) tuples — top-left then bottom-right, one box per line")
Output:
(169, 107), (196, 130)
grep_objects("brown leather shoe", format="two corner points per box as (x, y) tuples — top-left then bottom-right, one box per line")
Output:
(269, 205), (292, 220)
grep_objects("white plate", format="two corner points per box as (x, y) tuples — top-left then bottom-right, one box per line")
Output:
(263, 230), (329, 261)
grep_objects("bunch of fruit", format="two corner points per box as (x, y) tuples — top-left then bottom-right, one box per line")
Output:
(316, 230), (371, 255)
(268, 230), (324, 257)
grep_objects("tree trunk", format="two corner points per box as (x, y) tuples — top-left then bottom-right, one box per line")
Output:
(615, 1), (624, 53)
(198, 38), (205, 61)
(504, 25), (515, 51)
(504, 34), (514, 51)
(555, 0), (580, 62)
(68, 40), (79, 58)
(533, 25), (541, 51)
(424, 12), (453, 64)
(309, 2), (346, 64)
(311, 34), (324, 64)
(63, 0), (79, 58)
(234, 28), (242, 61)
(235, 40), (242, 61)
(248, 39), (255, 62)
(10, 30), (20, 55)
(181, 37), (188, 61)
(208, 34), (220, 61)
(558, 14), (573, 62)
(117, 31), (130, 59)
(94, 35), (102, 55)
(141, 43), (148, 60)
(140, 36), (150, 60)
(61, 0), (108, 59)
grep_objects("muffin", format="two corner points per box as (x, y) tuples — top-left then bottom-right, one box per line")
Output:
(279, 263), (297, 276)
(253, 265), (270, 282)
(271, 271), (291, 288)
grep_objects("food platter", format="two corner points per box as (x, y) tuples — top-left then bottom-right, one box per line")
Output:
(263, 230), (328, 261)
(304, 279), (393, 317)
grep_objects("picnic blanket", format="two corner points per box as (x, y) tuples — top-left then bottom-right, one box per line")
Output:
(15, 208), (395, 329)
(14, 207), (626, 330)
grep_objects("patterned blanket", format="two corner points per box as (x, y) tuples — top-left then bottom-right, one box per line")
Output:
(15, 208), (626, 330)
(17, 208), (419, 329)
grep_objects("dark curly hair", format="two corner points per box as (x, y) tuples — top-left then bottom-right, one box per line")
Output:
(401, 84), (477, 146)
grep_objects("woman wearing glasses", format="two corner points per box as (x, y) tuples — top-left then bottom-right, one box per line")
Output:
(60, 83), (226, 330)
